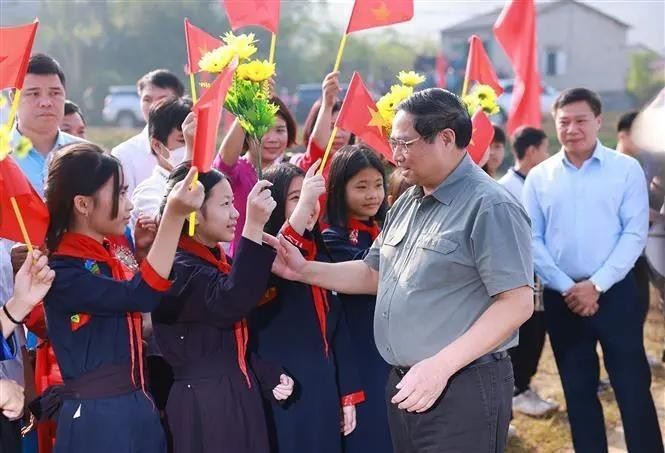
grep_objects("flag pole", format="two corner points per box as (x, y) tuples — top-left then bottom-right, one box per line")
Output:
(333, 34), (348, 72)
(188, 72), (198, 236)
(189, 73), (198, 104)
(318, 126), (338, 175)
(6, 90), (21, 130)
(269, 33), (277, 65)
(9, 197), (33, 253)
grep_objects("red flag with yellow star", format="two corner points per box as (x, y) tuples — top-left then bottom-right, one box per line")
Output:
(0, 20), (39, 90)
(467, 110), (495, 164)
(346, 0), (413, 34)
(184, 18), (222, 75)
(335, 72), (394, 163)
(223, 0), (281, 34)
(465, 35), (503, 96)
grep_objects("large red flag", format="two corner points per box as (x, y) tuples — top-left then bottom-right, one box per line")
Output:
(464, 35), (503, 96)
(184, 19), (222, 75)
(494, 0), (541, 134)
(192, 61), (237, 172)
(0, 156), (48, 245)
(435, 52), (448, 89)
(0, 20), (39, 90)
(467, 110), (495, 165)
(346, 0), (414, 34)
(335, 72), (394, 164)
(223, 0), (280, 34)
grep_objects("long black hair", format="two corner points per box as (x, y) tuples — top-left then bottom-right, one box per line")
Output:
(263, 163), (329, 258)
(160, 161), (228, 235)
(45, 143), (122, 251)
(325, 145), (387, 228)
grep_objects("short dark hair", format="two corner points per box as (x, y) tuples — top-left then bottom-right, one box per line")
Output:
(27, 53), (65, 87)
(325, 146), (388, 228)
(64, 100), (85, 124)
(512, 126), (548, 160)
(552, 87), (602, 117)
(492, 125), (506, 146)
(148, 96), (192, 146)
(137, 69), (185, 97)
(397, 88), (472, 148)
(617, 111), (639, 133)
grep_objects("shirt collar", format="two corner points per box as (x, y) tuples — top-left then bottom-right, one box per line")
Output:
(11, 124), (70, 156)
(153, 165), (170, 181)
(559, 140), (605, 168)
(413, 153), (473, 205)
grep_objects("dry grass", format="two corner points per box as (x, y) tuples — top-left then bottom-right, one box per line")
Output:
(508, 287), (665, 453)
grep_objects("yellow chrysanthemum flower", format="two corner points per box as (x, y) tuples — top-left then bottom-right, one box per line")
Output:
(0, 125), (10, 160)
(222, 32), (258, 60)
(237, 60), (275, 83)
(397, 70), (426, 87)
(389, 84), (413, 102)
(15, 136), (32, 158)
(376, 92), (401, 125)
(199, 46), (235, 73)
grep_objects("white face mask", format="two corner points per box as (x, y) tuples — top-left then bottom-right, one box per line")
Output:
(168, 146), (186, 166)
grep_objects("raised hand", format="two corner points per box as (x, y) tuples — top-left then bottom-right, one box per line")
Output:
(243, 180), (276, 244)
(272, 374), (294, 401)
(13, 250), (55, 311)
(181, 112), (197, 162)
(165, 167), (205, 218)
(322, 72), (341, 108)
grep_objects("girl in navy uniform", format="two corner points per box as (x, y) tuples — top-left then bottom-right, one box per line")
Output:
(250, 162), (364, 453)
(39, 143), (204, 453)
(152, 163), (294, 453)
(322, 146), (392, 453)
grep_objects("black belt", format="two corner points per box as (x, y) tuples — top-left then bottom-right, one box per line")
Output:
(395, 351), (509, 378)
(29, 363), (139, 421)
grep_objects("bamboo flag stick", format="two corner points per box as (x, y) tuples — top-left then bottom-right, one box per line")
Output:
(269, 33), (277, 65)
(333, 34), (348, 72)
(317, 126), (338, 175)
(10, 197), (33, 253)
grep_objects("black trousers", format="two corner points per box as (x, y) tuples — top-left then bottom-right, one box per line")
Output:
(0, 415), (21, 453)
(634, 255), (652, 325)
(544, 273), (663, 453)
(386, 356), (513, 453)
(508, 310), (547, 395)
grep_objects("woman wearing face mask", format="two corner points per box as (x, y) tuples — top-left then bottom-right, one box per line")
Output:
(212, 96), (297, 256)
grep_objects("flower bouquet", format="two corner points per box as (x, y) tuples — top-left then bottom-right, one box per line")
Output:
(375, 71), (426, 137)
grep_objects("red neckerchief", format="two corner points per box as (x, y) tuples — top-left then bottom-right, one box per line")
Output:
(346, 218), (380, 245)
(53, 232), (145, 395)
(177, 236), (252, 388)
(281, 222), (330, 357)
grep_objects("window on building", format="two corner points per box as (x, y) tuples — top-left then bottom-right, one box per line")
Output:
(546, 49), (567, 76)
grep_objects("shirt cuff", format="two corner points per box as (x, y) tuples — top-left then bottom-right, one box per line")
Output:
(280, 221), (316, 259)
(341, 391), (365, 407)
(140, 260), (172, 292)
(589, 272), (613, 294)
(545, 272), (576, 294)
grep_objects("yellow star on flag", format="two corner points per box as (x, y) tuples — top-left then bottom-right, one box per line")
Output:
(367, 106), (386, 136)
(371, 1), (391, 22)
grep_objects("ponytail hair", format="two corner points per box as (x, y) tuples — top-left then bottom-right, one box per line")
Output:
(45, 143), (122, 251)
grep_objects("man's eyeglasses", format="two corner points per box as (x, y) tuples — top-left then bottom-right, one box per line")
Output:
(388, 136), (421, 153)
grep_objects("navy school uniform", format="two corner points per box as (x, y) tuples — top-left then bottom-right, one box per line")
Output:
(43, 233), (170, 453)
(323, 221), (393, 453)
(152, 236), (283, 453)
(249, 224), (365, 453)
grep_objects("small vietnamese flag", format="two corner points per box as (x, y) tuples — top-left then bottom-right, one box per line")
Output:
(346, 0), (414, 34)
(0, 156), (48, 245)
(335, 72), (394, 164)
(192, 60), (238, 172)
(464, 35), (503, 96)
(0, 20), (39, 90)
(467, 110), (495, 165)
(184, 19), (222, 75)
(223, 0), (281, 33)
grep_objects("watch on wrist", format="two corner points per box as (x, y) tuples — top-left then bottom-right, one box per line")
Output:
(593, 283), (603, 294)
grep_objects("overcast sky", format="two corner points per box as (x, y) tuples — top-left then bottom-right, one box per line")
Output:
(321, 0), (665, 54)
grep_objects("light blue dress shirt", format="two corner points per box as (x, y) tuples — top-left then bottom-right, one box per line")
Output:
(522, 141), (649, 294)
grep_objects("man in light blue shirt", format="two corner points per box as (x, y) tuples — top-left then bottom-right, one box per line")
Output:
(523, 88), (662, 453)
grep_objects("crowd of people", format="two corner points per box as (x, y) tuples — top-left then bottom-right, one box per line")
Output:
(0, 52), (663, 453)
